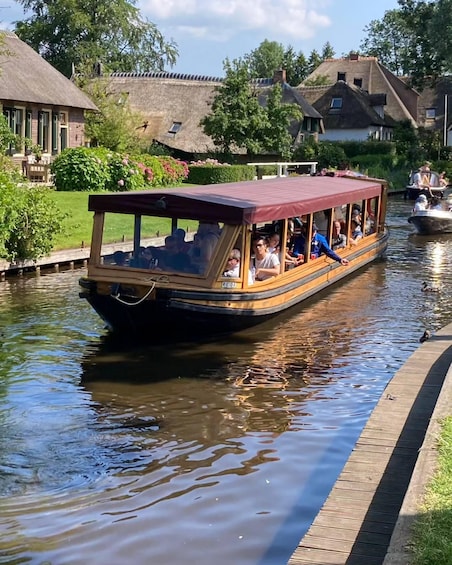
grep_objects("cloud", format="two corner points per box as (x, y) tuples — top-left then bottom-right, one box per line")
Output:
(139, 0), (331, 42)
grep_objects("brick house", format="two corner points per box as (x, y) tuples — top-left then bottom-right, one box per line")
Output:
(0, 31), (97, 164)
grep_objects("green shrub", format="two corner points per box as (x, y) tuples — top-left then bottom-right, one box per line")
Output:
(349, 153), (397, 170)
(0, 171), (66, 261)
(338, 141), (394, 157)
(51, 147), (110, 191)
(188, 164), (255, 184)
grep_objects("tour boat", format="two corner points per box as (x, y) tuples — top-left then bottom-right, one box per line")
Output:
(79, 175), (389, 340)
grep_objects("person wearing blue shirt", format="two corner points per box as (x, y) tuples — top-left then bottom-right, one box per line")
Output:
(292, 224), (349, 266)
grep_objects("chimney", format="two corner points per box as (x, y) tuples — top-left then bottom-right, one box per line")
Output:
(349, 53), (359, 61)
(273, 69), (286, 84)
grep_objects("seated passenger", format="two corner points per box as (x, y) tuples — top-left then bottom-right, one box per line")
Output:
(331, 221), (347, 250)
(413, 194), (428, 213)
(191, 222), (221, 273)
(173, 228), (191, 253)
(349, 219), (363, 246)
(439, 171), (449, 187)
(160, 235), (192, 272)
(293, 224), (349, 265)
(267, 233), (280, 254)
(429, 196), (442, 210)
(113, 250), (127, 266)
(251, 236), (280, 281)
(223, 248), (241, 277)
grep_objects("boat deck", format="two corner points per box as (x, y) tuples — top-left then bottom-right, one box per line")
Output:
(289, 322), (452, 565)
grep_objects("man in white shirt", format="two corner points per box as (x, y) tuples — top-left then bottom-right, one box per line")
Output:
(251, 236), (280, 281)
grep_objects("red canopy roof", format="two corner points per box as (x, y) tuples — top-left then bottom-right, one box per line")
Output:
(88, 175), (385, 225)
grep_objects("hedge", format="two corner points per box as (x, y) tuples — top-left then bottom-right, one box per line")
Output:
(187, 164), (255, 184)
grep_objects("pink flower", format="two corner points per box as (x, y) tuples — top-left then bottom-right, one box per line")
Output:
(118, 179), (125, 187)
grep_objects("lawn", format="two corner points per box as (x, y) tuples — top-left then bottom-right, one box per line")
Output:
(411, 416), (452, 565)
(49, 188), (197, 251)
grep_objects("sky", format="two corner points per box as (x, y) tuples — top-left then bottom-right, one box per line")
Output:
(1, 0), (401, 77)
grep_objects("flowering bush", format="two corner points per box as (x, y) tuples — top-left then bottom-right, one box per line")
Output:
(190, 159), (230, 167)
(51, 148), (189, 191)
(105, 153), (146, 192)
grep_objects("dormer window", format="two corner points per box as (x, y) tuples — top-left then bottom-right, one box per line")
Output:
(337, 72), (346, 82)
(425, 108), (436, 119)
(353, 78), (362, 88)
(169, 121), (182, 133)
(330, 97), (343, 109)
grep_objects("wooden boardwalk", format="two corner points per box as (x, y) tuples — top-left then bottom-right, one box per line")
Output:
(289, 323), (452, 565)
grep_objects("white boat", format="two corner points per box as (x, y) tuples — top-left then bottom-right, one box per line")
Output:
(408, 208), (452, 234)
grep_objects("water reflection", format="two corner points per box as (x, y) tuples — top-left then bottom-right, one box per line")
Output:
(0, 197), (451, 565)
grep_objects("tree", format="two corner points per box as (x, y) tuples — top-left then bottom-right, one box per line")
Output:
(260, 84), (302, 159)
(244, 40), (311, 85)
(360, 10), (413, 75)
(201, 59), (303, 159)
(245, 39), (285, 79)
(83, 79), (146, 152)
(14, 0), (178, 78)
(359, 1), (452, 85)
(201, 59), (267, 158)
(282, 46), (309, 86)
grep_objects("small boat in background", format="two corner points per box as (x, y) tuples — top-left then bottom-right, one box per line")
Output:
(408, 197), (452, 234)
(405, 169), (446, 200)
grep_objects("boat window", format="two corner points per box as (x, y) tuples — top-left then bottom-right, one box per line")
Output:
(98, 213), (226, 276)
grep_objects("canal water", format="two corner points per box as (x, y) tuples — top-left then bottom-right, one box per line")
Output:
(0, 196), (451, 565)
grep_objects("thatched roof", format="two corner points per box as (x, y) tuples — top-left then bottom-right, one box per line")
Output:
(0, 31), (97, 110)
(106, 71), (323, 155)
(416, 76), (452, 131)
(303, 55), (418, 126)
(298, 82), (396, 129)
(107, 72), (222, 154)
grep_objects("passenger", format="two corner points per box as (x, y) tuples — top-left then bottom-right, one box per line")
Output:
(173, 228), (191, 253)
(113, 250), (127, 266)
(223, 248), (241, 277)
(331, 220), (347, 250)
(251, 236), (280, 281)
(192, 222), (221, 273)
(413, 194), (428, 213)
(429, 196), (442, 210)
(349, 219), (363, 246)
(413, 164), (433, 197)
(268, 232), (303, 267)
(160, 235), (192, 272)
(439, 171), (449, 187)
(293, 224), (349, 265)
(267, 233), (280, 254)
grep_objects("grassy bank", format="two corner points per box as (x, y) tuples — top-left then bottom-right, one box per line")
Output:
(49, 189), (196, 251)
(411, 416), (452, 565)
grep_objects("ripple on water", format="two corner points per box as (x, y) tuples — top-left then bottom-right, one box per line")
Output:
(0, 202), (452, 564)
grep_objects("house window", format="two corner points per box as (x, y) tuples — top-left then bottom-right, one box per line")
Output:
(337, 72), (346, 82)
(330, 97), (343, 109)
(168, 122), (182, 134)
(38, 111), (50, 152)
(3, 107), (25, 153)
(353, 78), (363, 88)
(425, 108), (436, 119)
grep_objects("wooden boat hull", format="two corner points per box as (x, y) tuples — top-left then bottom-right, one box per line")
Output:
(408, 210), (452, 235)
(80, 234), (388, 339)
